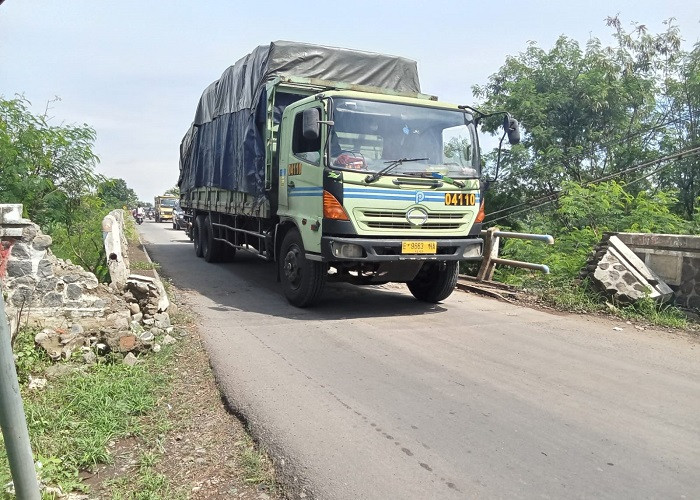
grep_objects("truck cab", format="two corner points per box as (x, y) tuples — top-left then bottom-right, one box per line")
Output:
(273, 89), (485, 306)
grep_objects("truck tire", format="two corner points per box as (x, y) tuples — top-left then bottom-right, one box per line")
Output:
(279, 229), (325, 307)
(193, 215), (205, 258)
(202, 216), (225, 263)
(407, 261), (459, 303)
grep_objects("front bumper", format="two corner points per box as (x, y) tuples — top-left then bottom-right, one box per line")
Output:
(320, 236), (483, 262)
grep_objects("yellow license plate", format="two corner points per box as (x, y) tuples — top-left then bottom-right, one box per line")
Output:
(401, 241), (437, 254)
(445, 192), (476, 206)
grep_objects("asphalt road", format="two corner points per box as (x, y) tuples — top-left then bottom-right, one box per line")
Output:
(139, 220), (700, 499)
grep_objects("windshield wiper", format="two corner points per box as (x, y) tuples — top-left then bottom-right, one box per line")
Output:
(364, 158), (429, 184)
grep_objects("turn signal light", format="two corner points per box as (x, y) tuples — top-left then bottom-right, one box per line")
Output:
(475, 199), (486, 223)
(323, 191), (349, 220)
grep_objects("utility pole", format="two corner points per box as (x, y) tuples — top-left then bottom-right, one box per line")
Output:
(0, 293), (41, 499)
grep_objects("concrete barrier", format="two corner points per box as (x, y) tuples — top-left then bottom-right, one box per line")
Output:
(616, 233), (700, 310)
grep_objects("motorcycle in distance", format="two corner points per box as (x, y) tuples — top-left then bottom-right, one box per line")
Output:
(135, 213), (144, 225)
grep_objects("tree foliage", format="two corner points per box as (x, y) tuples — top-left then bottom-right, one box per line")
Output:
(1, 95), (138, 282)
(472, 16), (699, 225)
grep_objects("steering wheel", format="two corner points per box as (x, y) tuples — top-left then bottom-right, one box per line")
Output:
(333, 151), (367, 169)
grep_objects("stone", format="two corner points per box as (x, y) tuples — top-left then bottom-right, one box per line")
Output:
(82, 351), (97, 365)
(150, 327), (166, 337)
(28, 377), (47, 390)
(61, 274), (81, 284)
(92, 299), (107, 309)
(10, 242), (31, 259)
(128, 302), (141, 315)
(123, 352), (138, 366)
(37, 259), (54, 278)
(138, 331), (155, 342)
(21, 224), (38, 241)
(118, 335), (137, 352)
(11, 276), (37, 287)
(35, 277), (58, 293)
(32, 234), (52, 250)
(162, 334), (176, 346)
(10, 286), (34, 307)
(143, 318), (155, 326)
(45, 364), (75, 379)
(66, 283), (83, 300)
(95, 343), (109, 355)
(82, 273), (99, 290)
(130, 321), (145, 335)
(153, 344), (162, 353)
(131, 312), (143, 323)
(154, 312), (171, 329)
(59, 332), (78, 345)
(7, 260), (32, 278)
(42, 292), (64, 308)
(70, 324), (85, 336)
(106, 312), (130, 330)
(123, 291), (136, 303)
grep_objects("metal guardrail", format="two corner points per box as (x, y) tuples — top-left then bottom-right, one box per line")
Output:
(476, 227), (554, 281)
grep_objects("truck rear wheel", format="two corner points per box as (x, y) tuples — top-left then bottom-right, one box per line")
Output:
(407, 261), (459, 303)
(279, 229), (325, 307)
(193, 215), (205, 258)
(203, 215), (228, 263)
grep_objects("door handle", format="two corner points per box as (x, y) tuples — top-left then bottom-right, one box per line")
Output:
(288, 181), (295, 188)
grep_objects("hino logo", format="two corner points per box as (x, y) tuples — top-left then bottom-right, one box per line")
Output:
(406, 207), (429, 226)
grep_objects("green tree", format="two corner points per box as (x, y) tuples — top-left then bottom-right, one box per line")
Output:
(0, 95), (116, 281)
(97, 178), (139, 209)
(164, 186), (180, 196)
(472, 17), (684, 224)
(0, 96), (100, 225)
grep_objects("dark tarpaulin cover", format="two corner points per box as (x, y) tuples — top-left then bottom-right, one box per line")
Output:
(179, 41), (421, 196)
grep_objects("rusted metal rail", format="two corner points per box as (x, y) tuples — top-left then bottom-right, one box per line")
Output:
(476, 227), (554, 281)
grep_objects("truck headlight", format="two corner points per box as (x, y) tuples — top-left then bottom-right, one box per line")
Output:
(331, 242), (364, 258)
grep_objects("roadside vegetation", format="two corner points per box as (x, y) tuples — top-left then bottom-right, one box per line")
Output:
(468, 16), (699, 325)
(1, 286), (280, 499)
(0, 96), (141, 282)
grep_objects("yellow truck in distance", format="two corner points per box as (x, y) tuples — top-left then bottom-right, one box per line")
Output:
(154, 195), (178, 223)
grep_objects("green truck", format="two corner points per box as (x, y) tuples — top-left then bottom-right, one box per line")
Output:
(178, 41), (519, 307)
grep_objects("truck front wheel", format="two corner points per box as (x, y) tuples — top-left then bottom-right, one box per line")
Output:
(407, 261), (459, 303)
(279, 229), (325, 307)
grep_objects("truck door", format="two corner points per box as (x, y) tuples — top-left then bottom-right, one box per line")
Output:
(277, 103), (325, 252)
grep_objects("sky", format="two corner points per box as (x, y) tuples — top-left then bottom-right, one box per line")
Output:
(1, 1), (699, 202)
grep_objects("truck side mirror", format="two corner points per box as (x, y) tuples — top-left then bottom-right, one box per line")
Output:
(504, 115), (520, 145)
(302, 108), (320, 141)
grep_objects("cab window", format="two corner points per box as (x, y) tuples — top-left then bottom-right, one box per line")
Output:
(292, 109), (321, 165)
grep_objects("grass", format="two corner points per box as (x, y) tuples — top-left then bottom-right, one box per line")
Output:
(131, 261), (161, 271)
(236, 435), (277, 488)
(0, 329), (173, 497)
(498, 272), (691, 329)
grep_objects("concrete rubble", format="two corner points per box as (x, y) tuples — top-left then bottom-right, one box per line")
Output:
(0, 204), (176, 366)
(583, 233), (674, 304)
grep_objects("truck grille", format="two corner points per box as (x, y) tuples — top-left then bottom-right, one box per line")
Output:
(356, 209), (470, 232)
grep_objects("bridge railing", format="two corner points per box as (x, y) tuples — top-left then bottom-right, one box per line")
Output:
(476, 227), (554, 281)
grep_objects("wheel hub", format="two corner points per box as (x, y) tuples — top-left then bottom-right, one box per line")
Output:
(283, 248), (301, 285)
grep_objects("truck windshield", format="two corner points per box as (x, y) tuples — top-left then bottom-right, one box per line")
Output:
(328, 98), (478, 179)
(160, 198), (177, 207)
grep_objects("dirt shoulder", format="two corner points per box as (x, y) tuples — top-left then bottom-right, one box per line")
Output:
(85, 232), (284, 499)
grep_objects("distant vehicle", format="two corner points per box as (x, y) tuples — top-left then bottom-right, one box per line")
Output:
(179, 41), (519, 307)
(172, 200), (188, 231)
(154, 195), (178, 223)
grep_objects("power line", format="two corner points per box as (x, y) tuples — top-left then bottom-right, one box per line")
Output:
(484, 145), (700, 222)
(485, 146), (700, 223)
